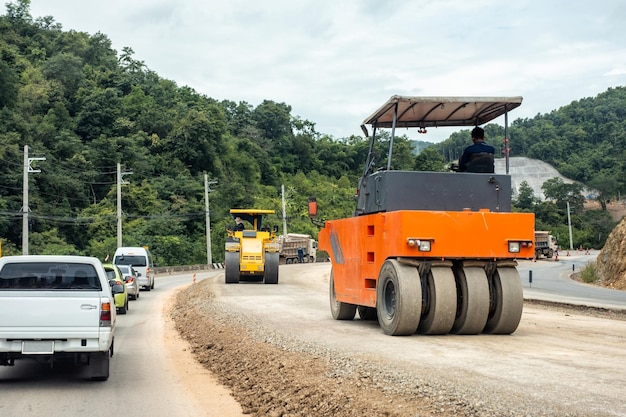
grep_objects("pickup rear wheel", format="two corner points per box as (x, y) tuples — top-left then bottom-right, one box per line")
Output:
(376, 260), (421, 336)
(89, 351), (110, 381)
(329, 269), (356, 320)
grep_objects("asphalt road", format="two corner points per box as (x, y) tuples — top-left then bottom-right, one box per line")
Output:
(0, 271), (231, 417)
(2, 256), (624, 417)
(518, 249), (626, 310)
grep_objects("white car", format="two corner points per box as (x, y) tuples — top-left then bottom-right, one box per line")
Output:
(113, 247), (155, 291)
(116, 264), (140, 300)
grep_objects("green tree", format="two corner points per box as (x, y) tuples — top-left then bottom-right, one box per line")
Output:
(0, 59), (19, 107)
(413, 147), (446, 171)
(587, 171), (620, 210)
(514, 180), (538, 211)
(541, 178), (585, 213)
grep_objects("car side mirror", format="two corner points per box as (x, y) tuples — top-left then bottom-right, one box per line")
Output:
(111, 283), (125, 294)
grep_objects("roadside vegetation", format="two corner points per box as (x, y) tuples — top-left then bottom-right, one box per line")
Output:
(579, 263), (600, 284)
(0, 1), (624, 265)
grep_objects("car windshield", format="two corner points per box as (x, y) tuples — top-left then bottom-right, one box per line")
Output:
(117, 265), (132, 274)
(114, 255), (146, 266)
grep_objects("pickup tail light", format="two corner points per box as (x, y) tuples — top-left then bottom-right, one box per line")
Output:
(100, 301), (112, 327)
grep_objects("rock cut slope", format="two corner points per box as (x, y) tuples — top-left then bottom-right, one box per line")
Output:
(495, 156), (575, 200)
(595, 217), (626, 290)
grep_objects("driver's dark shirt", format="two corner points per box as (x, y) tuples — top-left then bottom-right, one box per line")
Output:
(458, 141), (495, 172)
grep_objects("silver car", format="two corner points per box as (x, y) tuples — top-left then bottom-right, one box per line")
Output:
(116, 264), (140, 300)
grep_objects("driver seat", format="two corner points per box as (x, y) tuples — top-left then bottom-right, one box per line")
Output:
(465, 152), (495, 173)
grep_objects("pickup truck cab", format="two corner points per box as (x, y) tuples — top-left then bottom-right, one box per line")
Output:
(0, 255), (121, 380)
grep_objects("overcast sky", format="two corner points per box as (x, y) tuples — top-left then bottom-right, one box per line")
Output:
(26, 0), (626, 143)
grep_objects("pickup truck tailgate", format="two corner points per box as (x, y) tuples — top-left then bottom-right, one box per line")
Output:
(0, 292), (104, 339)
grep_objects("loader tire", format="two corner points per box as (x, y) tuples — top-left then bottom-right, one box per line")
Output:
(264, 252), (279, 284)
(224, 252), (240, 284)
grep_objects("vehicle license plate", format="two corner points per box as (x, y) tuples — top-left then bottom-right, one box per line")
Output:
(22, 340), (54, 354)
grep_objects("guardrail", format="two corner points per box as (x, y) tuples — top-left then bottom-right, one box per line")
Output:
(154, 263), (224, 274)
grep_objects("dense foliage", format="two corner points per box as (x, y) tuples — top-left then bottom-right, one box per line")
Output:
(431, 86), (626, 249)
(0, 1), (622, 263)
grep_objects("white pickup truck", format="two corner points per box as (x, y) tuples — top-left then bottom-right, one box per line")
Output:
(0, 255), (121, 381)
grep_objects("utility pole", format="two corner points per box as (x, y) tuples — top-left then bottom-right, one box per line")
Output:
(22, 145), (45, 255)
(204, 174), (217, 265)
(566, 201), (573, 250)
(504, 112), (510, 174)
(117, 163), (132, 248)
(281, 185), (288, 235)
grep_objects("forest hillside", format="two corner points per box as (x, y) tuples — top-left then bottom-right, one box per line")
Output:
(0, 1), (624, 265)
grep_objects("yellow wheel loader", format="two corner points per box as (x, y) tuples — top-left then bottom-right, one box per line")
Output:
(224, 209), (280, 284)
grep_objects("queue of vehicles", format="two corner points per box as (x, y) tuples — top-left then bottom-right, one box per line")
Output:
(0, 246), (155, 381)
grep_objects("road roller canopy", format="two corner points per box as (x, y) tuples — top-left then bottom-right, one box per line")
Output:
(360, 96), (522, 136)
(230, 209), (275, 231)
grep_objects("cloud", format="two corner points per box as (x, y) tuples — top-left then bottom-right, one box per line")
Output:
(27, 0), (626, 143)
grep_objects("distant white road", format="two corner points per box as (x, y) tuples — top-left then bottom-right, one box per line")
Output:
(518, 250), (626, 310)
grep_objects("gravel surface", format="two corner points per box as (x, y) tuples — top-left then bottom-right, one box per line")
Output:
(171, 265), (626, 417)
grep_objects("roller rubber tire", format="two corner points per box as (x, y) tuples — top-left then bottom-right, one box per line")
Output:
(357, 305), (377, 321)
(417, 267), (457, 335)
(329, 269), (356, 320)
(376, 260), (421, 336)
(483, 267), (524, 334)
(451, 267), (490, 334)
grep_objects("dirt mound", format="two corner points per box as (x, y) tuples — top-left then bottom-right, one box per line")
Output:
(171, 283), (451, 417)
(583, 199), (626, 222)
(595, 217), (626, 290)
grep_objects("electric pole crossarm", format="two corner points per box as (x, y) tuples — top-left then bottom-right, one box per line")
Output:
(22, 145), (46, 255)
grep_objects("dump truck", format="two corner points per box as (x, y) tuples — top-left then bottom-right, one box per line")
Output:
(534, 231), (555, 259)
(315, 96), (535, 336)
(278, 233), (317, 264)
(224, 209), (280, 284)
